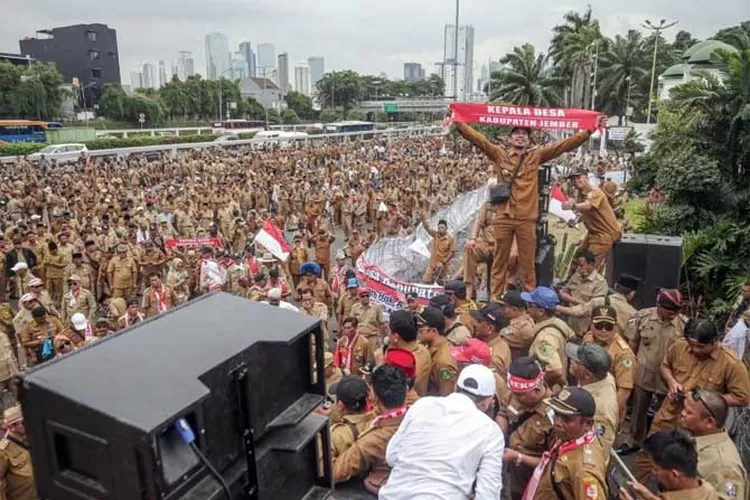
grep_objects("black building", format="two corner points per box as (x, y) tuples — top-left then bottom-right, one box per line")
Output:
(19, 23), (121, 105)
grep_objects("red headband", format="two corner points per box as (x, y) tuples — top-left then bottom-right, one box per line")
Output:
(508, 372), (544, 393)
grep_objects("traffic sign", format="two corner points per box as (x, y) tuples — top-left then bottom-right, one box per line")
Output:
(608, 126), (632, 141)
(383, 103), (400, 113)
(138, 113), (146, 123)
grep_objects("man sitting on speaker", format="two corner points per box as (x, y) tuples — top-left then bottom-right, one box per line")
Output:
(561, 167), (622, 271)
(332, 365), (408, 488)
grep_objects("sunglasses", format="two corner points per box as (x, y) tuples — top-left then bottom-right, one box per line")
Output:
(692, 388), (717, 421)
(593, 322), (615, 332)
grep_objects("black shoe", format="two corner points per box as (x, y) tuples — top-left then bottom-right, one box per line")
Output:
(616, 444), (641, 455)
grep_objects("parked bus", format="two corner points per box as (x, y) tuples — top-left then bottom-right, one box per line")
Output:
(0, 120), (49, 143)
(324, 121), (375, 134)
(211, 119), (266, 135)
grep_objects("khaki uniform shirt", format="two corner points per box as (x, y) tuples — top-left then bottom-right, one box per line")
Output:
(350, 302), (386, 338)
(566, 292), (636, 336)
(426, 232), (456, 268)
(651, 340), (750, 434)
(0, 332), (19, 383)
(330, 413), (373, 460)
(501, 313), (536, 360)
(19, 317), (65, 366)
(63, 263), (95, 293)
(455, 300), (478, 334)
(659, 481), (720, 500)
(427, 339), (458, 396)
(44, 252), (68, 279)
(628, 307), (685, 394)
(0, 436), (37, 500)
(530, 317), (575, 378)
(61, 288), (97, 323)
(488, 334), (512, 377)
(564, 270), (608, 336)
(404, 341), (432, 397)
(533, 436), (608, 500)
(445, 322), (472, 346)
(336, 293), (358, 320)
(142, 285), (178, 318)
(580, 187), (622, 243)
(582, 374), (619, 454)
(695, 431), (747, 500)
(335, 334), (371, 377)
(332, 412), (405, 483)
(583, 332), (638, 391)
(107, 255), (137, 288)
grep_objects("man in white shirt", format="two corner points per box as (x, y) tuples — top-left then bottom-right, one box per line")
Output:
(379, 364), (505, 500)
(261, 288), (299, 312)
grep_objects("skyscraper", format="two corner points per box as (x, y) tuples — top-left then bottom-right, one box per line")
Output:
(404, 62), (424, 82)
(277, 52), (290, 92)
(205, 32), (230, 80)
(177, 51), (195, 79)
(442, 24), (475, 100)
(130, 71), (143, 89)
(142, 63), (155, 89)
(307, 56), (325, 88)
(257, 43), (276, 73)
(294, 62), (311, 96)
(239, 42), (256, 78)
(158, 60), (167, 87)
(231, 51), (248, 80)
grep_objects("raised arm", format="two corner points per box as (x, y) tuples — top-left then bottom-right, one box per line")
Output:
(455, 122), (502, 162)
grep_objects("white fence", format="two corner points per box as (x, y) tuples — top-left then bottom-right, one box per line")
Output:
(0, 126), (444, 164)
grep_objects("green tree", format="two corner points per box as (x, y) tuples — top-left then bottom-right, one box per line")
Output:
(320, 108), (342, 123)
(315, 70), (361, 110)
(284, 91), (314, 119)
(713, 21), (750, 49)
(0, 61), (65, 120)
(98, 83), (128, 120)
(346, 108), (365, 120)
(281, 108), (300, 124)
(672, 30), (699, 56)
(597, 30), (648, 122)
(488, 44), (565, 106)
(265, 108), (281, 125)
(245, 97), (266, 121)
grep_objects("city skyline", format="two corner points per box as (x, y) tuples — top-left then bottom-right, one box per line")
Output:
(3, 0), (747, 86)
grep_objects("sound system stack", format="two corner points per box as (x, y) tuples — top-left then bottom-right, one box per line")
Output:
(535, 164), (555, 287)
(608, 233), (683, 309)
(17, 292), (333, 500)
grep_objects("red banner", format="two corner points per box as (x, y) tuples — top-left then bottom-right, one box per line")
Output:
(354, 257), (443, 314)
(165, 237), (222, 249)
(449, 103), (601, 131)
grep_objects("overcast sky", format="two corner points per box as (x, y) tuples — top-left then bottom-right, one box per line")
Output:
(2, 0), (748, 83)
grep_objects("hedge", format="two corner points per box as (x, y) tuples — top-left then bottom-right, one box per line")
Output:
(0, 133), (223, 157)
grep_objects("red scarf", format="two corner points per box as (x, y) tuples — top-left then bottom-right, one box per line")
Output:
(522, 430), (596, 500)
(245, 256), (259, 276)
(153, 285), (168, 313)
(121, 312), (145, 327)
(369, 405), (409, 429)
(334, 333), (360, 374)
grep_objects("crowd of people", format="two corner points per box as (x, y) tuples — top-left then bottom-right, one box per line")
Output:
(0, 124), (747, 500)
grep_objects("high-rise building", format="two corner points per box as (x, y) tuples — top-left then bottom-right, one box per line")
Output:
(158, 60), (167, 87)
(19, 23), (121, 105)
(307, 56), (325, 88)
(142, 62), (155, 89)
(130, 71), (143, 89)
(231, 51), (248, 80)
(171, 62), (179, 79)
(277, 52), (290, 92)
(177, 50), (195, 79)
(294, 62), (311, 96)
(404, 62), (424, 82)
(257, 43), (276, 73)
(205, 32), (230, 80)
(442, 24), (475, 100)
(238, 42), (257, 78)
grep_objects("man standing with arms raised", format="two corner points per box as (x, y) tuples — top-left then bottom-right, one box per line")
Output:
(454, 114), (606, 297)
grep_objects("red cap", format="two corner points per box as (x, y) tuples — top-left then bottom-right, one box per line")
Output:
(357, 287), (370, 296)
(385, 348), (416, 379)
(450, 339), (492, 366)
(657, 288), (682, 311)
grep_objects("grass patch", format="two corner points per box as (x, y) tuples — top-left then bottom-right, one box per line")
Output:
(625, 198), (647, 230)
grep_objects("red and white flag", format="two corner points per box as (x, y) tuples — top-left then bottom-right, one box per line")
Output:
(549, 185), (577, 222)
(253, 219), (291, 261)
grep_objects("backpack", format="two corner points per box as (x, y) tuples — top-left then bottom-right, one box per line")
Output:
(36, 324), (56, 364)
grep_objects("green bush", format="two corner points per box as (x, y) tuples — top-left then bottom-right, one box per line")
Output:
(0, 134), (219, 157)
(0, 142), (46, 156)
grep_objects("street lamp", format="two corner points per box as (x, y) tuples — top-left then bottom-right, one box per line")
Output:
(625, 75), (633, 125)
(257, 65), (275, 129)
(452, 0), (460, 102)
(642, 18), (677, 124)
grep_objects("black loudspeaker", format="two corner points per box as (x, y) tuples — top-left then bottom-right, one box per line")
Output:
(536, 232), (556, 287)
(609, 233), (683, 309)
(18, 292), (333, 500)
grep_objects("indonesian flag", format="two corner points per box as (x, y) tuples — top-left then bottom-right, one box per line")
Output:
(409, 239), (432, 259)
(549, 185), (577, 222)
(253, 219), (291, 261)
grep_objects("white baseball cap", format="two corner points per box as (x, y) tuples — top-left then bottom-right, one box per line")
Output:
(11, 262), (28, 272)
(267, 288), (282, 301)
(457, 364), (496, 397)
(71, 313), (88, 331)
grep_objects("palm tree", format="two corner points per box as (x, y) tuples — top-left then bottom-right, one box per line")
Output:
(488, 44), (565, 106)
(549, 6), (599, 69)
(597, 30), (649, 123)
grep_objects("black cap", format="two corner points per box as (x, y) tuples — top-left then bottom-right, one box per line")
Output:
(389, 310), (418, 339)
(417, 306), (446, 334)
(334, 375), (369, 412)
(565, 342), (611, 379)
(405, 291), (418, 300)
(544, 386), (596, 417)
(568, 167), (589, 177)
(616, 273), (641, 291)
(253, 273), (267, 283)
(499, 290), (526, 309)
(444, 280), (467, 299)
(591, 305), (617, 325)
(470, 303), (507, 330)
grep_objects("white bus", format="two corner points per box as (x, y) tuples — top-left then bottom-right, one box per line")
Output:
(324, 121), (375, 134)
(211, 119), (266, 135)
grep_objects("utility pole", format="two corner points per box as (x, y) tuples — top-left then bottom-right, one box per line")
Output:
(589, 41), (600, 110)
(642, 19), (677, 124)
(452, 0), (460, 102)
